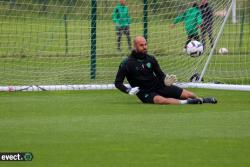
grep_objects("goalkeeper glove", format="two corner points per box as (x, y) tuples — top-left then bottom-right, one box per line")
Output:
(164, 74), (177, 86)
(127, 87), (140, 95)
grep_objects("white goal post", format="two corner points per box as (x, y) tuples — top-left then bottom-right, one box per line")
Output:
(232, 0), (237, 23)
(0, 0), (249, 91)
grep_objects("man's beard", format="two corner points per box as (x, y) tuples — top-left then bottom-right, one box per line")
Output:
(137, 51), (147, 59)
(142, 49), (147, 54)
(137, 49), (147, 54)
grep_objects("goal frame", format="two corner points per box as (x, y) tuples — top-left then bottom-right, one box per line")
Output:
(0, 0), (249, 92)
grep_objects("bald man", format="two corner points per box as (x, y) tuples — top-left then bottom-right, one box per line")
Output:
(115, 36), (217, 105)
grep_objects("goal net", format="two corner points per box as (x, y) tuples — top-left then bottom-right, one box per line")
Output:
(0, 0), (249, 91)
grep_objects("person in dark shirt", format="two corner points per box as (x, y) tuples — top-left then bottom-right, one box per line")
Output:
(115, 36), (217, 105)
(200, 0), (214, 50)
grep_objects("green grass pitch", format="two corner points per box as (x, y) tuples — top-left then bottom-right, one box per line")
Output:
(0, 1), (250, 166)
(1, 89), (250, 167)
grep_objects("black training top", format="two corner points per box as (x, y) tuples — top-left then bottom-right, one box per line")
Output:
(114, 50), (166, 94)
(200, 3), (213, 25)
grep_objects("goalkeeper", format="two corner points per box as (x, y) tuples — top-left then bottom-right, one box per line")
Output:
(114, 36), (217, 105)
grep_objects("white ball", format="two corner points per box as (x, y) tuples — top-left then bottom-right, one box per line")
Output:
(186, 40), (204, 57)
(218, 48), (228, 54)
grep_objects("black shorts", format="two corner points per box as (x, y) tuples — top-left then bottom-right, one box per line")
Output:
(136, 85), (183, 104)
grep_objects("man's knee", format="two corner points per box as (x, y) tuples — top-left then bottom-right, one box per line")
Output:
(153, 96), (165, 104)
(125, 29), (130, 36)
(153, 95), (180, 105)
(180, 89), (197, 99)
(117, 29), (122, 36)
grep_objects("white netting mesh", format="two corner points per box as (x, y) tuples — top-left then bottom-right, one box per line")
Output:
(205, 0), (250, 84)
(0, 0), (249, 88)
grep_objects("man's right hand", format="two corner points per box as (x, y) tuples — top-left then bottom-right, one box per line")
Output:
(128, 87), (140, 95)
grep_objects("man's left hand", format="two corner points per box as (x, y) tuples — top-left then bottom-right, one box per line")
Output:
(164, 74), (177, 86)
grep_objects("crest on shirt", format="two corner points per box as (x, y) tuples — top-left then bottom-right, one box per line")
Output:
(146, 62), (151, 69)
